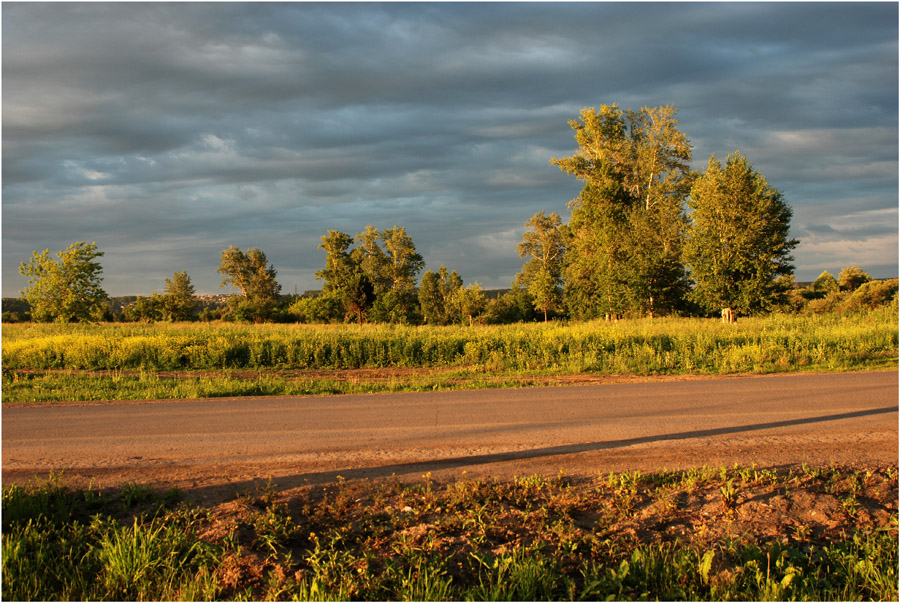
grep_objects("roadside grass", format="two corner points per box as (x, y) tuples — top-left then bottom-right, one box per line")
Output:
(2, 308), (897, 402)
(4, 464), (897, 601)
(0, 367), (563, 403)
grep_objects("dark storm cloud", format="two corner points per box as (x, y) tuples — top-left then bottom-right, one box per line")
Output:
(3, 2), (897, 296)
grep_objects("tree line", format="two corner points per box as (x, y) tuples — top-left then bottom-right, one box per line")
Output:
(10, 104), (898, 325)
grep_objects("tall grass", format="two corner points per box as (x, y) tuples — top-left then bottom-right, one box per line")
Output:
(3, 308), (896, 375)
(1, 477), (219, 601)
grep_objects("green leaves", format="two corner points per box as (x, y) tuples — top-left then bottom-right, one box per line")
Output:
(553, 105), (693, 318)
(18, 241), (108, 323)
(318, 226), (425, 324)
(517, 211), (565, 322)
(217, 246), (281, 322)
(418, 265), (463, 325)
(685, 152), (798, 316)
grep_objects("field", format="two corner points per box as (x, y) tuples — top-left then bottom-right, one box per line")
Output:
(2, 307), (897, 403)
(3, 308), (897, 600)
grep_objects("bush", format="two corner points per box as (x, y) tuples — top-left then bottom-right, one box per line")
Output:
(838, 264), (871, 292)
(840, 278), (899, 313)
(288, 294), (344, 323)
(806, 292), (845, 315)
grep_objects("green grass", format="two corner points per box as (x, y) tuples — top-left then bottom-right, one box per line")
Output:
(0, 367), (559, 403)
(3, 307), (897, 402)
(1, 475), (219, 601)
(3, 465), (897, 601)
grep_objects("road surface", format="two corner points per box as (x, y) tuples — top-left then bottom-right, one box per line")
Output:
(3, 371), (897, 501)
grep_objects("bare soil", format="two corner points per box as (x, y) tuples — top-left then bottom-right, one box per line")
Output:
(190, 463), (898, 600)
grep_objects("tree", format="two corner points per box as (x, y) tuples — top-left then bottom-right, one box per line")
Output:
(317, 230), (377, 323)
(516, 211), (565, 321)
(560, 185), (630, 319)
(838, 264), (870, 292)
(123, 293), (165, 322)
(344, 273), (376, 325)
(684, 152), (798, 316)
(812, 271), (839, 296)
(317, 231), (357, 295)
(19, 241), (108, 322)
(483, 283), (536, 324)
(351, 226), (391, 295)
(381, 226), (425, 292)
(552, 105), (693, 317)
(453, 283), (487, 326)
(380, 226), (425, 323)
(218, 246), (281, 322)
(163, 271), (196, 321)
(418, 265), (463, 325)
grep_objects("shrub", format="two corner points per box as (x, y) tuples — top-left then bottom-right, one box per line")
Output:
(838, 264), (871, 292)
(840, 278), (899, 313)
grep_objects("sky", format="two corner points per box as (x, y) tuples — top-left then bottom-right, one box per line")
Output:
(3, 2), (898, 298)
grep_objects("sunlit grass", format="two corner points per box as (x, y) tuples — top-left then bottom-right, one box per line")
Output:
(3, 307), (896, 402)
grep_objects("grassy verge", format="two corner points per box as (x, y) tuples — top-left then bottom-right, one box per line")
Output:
(2, 308), (897, 402)
(4, 464), (897, 601)
(0, 367), (580, 403)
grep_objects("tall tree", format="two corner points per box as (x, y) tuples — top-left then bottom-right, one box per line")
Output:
(516, 211), (565, 321)
(218, 246), (281, 321)
(560, 185), (629, 319)
(351, 226), (391, 295)
(453, 283), (487, 326)
(684, 152), (798, 316)
(344, 273), (375, 325)
(552, 105), (693, 317)
(381, 225), (425, 322)
(19, 241), (108, 322)
(163, 270), (196, 321)
(317, 230), (377, 323)
(317, 231), (357, 295)
(418, 265), (462, 325)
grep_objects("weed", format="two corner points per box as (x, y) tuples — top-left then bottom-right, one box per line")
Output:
(719, 479), (740, 513)
(120, 482), (154, 510)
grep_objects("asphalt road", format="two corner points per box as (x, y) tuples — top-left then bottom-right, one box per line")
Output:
(3, 371), (897, 501)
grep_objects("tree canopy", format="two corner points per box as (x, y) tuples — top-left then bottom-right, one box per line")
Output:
(163, 271), (197, 321)
(517, 211), (565, 321)
(418, 265), (463, 325)
(684, 152), (798, 315)
(18, 241), (108, 322)
(218, 246), (281, 321)
(552, 105), (693, 318)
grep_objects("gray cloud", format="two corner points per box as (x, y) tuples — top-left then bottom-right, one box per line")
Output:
(3, 2), (897, 296)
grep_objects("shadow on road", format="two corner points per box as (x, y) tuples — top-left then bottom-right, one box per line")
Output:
(183, 405), (898, 500)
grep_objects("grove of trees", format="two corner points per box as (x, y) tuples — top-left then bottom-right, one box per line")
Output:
(8, 104), (897, 325)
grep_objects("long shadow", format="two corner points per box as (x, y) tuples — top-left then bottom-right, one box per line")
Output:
(189, 405), (898, 499)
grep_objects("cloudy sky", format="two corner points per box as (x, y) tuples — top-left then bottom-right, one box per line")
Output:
(3, 2), (897, 297)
